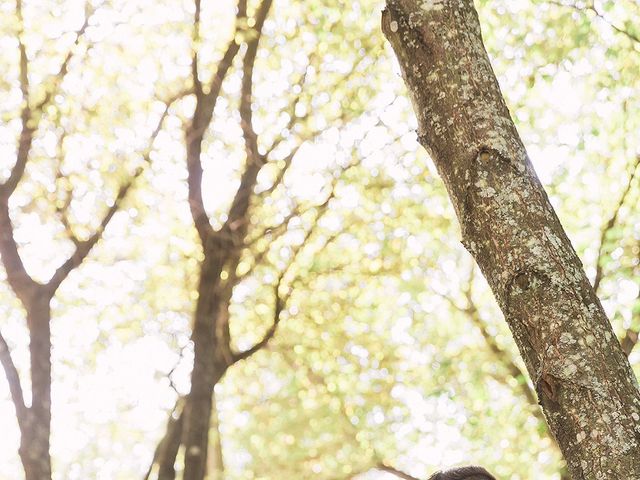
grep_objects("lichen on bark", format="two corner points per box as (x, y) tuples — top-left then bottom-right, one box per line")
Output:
(382, 1), (640, 478)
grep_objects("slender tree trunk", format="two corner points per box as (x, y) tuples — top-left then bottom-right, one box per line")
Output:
(182, 250), (229, 480)
(19, 296), (52, 480)
(206, 392), (225, 480)
(382, 1), (640, 478)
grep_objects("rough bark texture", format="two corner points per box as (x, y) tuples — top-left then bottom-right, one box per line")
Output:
(382, 1), (640, 479)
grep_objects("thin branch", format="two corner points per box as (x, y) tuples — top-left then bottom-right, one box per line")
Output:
(258, 144), (302, 197)
(53, 133), (82, 247)
(2, 1), (94, 200)
(231, 198), (337, 363)
(16, 0), (28, 100)
(237, 158), (346, 284)
(621, 327), (639, 357)
(185, 0), (248, 243)
(244, 203), (302, 249)
(375, 463), (421, 480)
(230, 272), (287, 363)
(46, 98), (173, 293)
(239, 0), (273, 159)
(143, 398), (185, 480)
(219, 0), (275, 241)
(0, 329), (27, 427)
(0, 201), (38, 305)
(589, 3), (640, 45)
(191, 0), (203, 96)
(167, 343), (188, 396)
(35, 6), (94, 111)
(435, 266), (540, 410)
(545, 0), (640, 46)
(593, 154), (640, 293)
(620, 269), (640, 356)
(263, 60), (312, 157)
(0, 0), (32, 199)
(46, 178), (134, 293)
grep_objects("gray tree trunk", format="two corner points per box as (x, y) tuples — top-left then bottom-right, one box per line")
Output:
(381, 1), (640, 478)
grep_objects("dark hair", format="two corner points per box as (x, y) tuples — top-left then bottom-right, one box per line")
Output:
(428, 466), (497, 480)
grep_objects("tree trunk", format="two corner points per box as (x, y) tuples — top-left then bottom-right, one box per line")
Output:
(206, 392), (225, 480)
(381, 1), (640, 478)
(19, 296), (52, 480)
(182, 250), (229, 480)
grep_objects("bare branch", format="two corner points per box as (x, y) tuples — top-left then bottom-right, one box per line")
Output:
(191, 0), (203, 96)
(52, 133), (82, 247)
(545, 1), (640, 46)
(593, 155), (640, 293)
(0, 329), (27, 427)
(231, 274), (287, 363)
(217, 0), (275, 241)
(263, 62), (312, 157)
(375, 463), (421, 480)
(231, 197), (337, 364)
(46, 98), (173, 293)
(588, 3), (640, 45)
(185, 0), (249, 243)
(239, 0), (273, 159)
(35, 8), (93, 111)
(16, 0), (28, 100)
(620, 276), (640, 356)
(2, 1), (95, 200)
(258, 143), (303, 198)
(46, 179), (133, 293)
(621, 328), (639, 357)
(0, 202), (38, 305)
(463, 272), (539, 408)
(433, 266), (540, 409)
(144, 398), (185, 480)
(0, 0), (32, 199)
(237, 160), (344, 284)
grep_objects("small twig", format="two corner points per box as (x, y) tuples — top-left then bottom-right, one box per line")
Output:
(593, 155), (640, 293)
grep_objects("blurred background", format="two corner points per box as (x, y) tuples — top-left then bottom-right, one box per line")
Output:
(0, 0), (638, 478)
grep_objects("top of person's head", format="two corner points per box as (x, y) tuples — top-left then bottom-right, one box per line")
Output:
(428, 466), (496, 480)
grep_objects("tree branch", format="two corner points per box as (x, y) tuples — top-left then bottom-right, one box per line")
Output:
(230, 274), (287, 363)
(0, 201), (38, 305)
(35, 5), (93, 111)
(1, 1), (94, 200)
(46, 98), (173, 293)
(0, 329), (27, 428)
(52, 133), (83, 247)
(230, 197), (335, 363)
(375, 463), (421, 480)
(185, 0), (248, 243)
(0, 0), (32, 200)
(545, 1), (640, 46)
(218, 0), (275, 242)
(593, 154), (640, 293)
(191, 0), (203, 96)
(620, 275), (640, 356)
(263, 60), (312, 157)
(143, 398), (185, 480)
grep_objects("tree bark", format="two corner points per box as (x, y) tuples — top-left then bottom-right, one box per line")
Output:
(19, 296), (53, 480)
(182, 249), (230, 480)
(382, 1), (640, 479)
(8, 295), (54, 480)
(206, 392), (225, 480)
